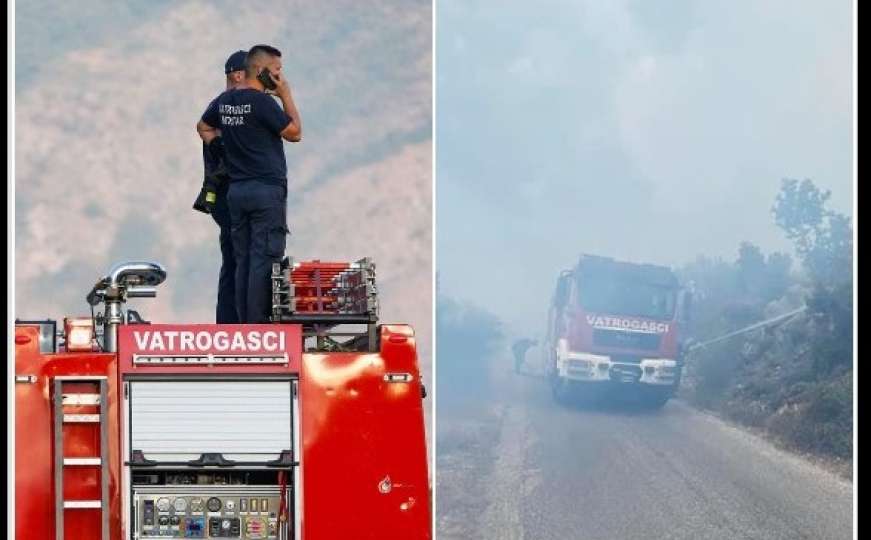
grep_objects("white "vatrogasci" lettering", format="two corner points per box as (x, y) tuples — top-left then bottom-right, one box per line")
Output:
(132, 330), (286, 353)
(585, 315), (670, 334)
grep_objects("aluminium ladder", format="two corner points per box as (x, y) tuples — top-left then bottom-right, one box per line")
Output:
(53, 376), (110, 540)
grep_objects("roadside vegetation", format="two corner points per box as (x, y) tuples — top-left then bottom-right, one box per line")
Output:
(679, 179), (853, 462)
(435, 287), (504, 406)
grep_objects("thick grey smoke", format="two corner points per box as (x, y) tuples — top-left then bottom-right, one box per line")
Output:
(436, 0), (853, 333)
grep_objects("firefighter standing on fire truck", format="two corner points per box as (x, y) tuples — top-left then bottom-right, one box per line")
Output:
(193, 49), (248, 323)
(197, 45), (302, 323)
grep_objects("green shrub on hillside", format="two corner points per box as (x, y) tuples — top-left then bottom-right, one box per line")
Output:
(681, 179), (852, 461)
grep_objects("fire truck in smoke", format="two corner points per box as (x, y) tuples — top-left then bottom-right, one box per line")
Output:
(14, 258), (431, 540)
(544, 254), (692, 408)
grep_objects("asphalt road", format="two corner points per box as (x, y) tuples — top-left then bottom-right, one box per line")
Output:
(437, 368), (853, 540)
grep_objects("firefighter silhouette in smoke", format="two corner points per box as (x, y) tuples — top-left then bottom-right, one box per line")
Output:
(193, 50), (248, 323)
(512, 337), (538, 374)
(197, 45), (302, 323)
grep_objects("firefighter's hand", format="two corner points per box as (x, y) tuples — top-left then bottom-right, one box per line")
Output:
(192, 186), (217, 214)
(272, 71), (292, 97)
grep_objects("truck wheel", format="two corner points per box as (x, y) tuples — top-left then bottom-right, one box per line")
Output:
(643, 389), (671, 410)
(551, 378), (572, 406)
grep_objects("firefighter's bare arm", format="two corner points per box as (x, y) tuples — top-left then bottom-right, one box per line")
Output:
(197, 120), (219, 144)
(274, 74), (302, 143)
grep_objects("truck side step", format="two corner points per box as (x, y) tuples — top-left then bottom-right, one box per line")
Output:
(62, 393), (101, 405)
(63, 457), (102, 466)
(63, 500), (102, 509)
(63, 414), (101, 423)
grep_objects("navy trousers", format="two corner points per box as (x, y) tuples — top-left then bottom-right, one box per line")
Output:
(211, 185), (239, 324)
(227, 181), (288, 323)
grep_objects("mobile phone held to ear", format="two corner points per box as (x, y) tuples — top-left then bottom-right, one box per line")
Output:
(258, 69), (278, 91)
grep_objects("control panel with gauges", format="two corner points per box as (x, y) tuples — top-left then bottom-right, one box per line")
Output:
(133, 488), (284, 539)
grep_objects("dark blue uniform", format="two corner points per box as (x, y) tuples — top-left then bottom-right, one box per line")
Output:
(512, 338), (537, 373)
(201, 89), (292, 323)
(201, 139), (238, 323)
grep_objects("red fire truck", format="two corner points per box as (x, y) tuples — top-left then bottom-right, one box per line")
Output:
(544, 254), (692, 408)
(14, 258), (431, 540)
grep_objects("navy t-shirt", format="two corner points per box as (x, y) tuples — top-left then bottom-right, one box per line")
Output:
(201, 89), (292, 186)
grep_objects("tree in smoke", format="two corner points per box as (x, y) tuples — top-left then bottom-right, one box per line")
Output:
(436, 277), (504, 403)
(773, 178), (853, 285)
(736, 242), (793, 303)
(737, 242), (767, 298)
(773, 178), (853, 378)
(679, 178), (853, 460)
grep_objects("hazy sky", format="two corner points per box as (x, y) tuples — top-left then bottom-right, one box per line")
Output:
(436, 0), (854, 335)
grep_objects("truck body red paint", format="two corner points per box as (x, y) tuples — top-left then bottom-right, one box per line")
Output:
(14, 259), (431, 539)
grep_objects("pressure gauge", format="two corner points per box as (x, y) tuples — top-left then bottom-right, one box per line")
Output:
(156, 498), (171, 512)
(173, 498), (187, 512)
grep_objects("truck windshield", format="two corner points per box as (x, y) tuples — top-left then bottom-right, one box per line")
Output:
(577, 275), (676, 319)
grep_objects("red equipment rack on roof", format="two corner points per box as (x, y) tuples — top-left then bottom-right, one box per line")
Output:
(271, 257), (380, 350)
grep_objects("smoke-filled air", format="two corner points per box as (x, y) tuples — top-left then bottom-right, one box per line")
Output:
(435, 2), (853, 539)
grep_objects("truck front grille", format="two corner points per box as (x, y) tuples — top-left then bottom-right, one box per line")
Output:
(593, 329), (661, 351)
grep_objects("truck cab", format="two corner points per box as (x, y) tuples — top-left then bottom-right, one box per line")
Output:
(545, 255), (691, 408)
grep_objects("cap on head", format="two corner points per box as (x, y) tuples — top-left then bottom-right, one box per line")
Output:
(224, 50), (248, 74)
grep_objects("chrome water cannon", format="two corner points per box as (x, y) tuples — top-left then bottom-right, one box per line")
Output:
(86, 261), (167, 352)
